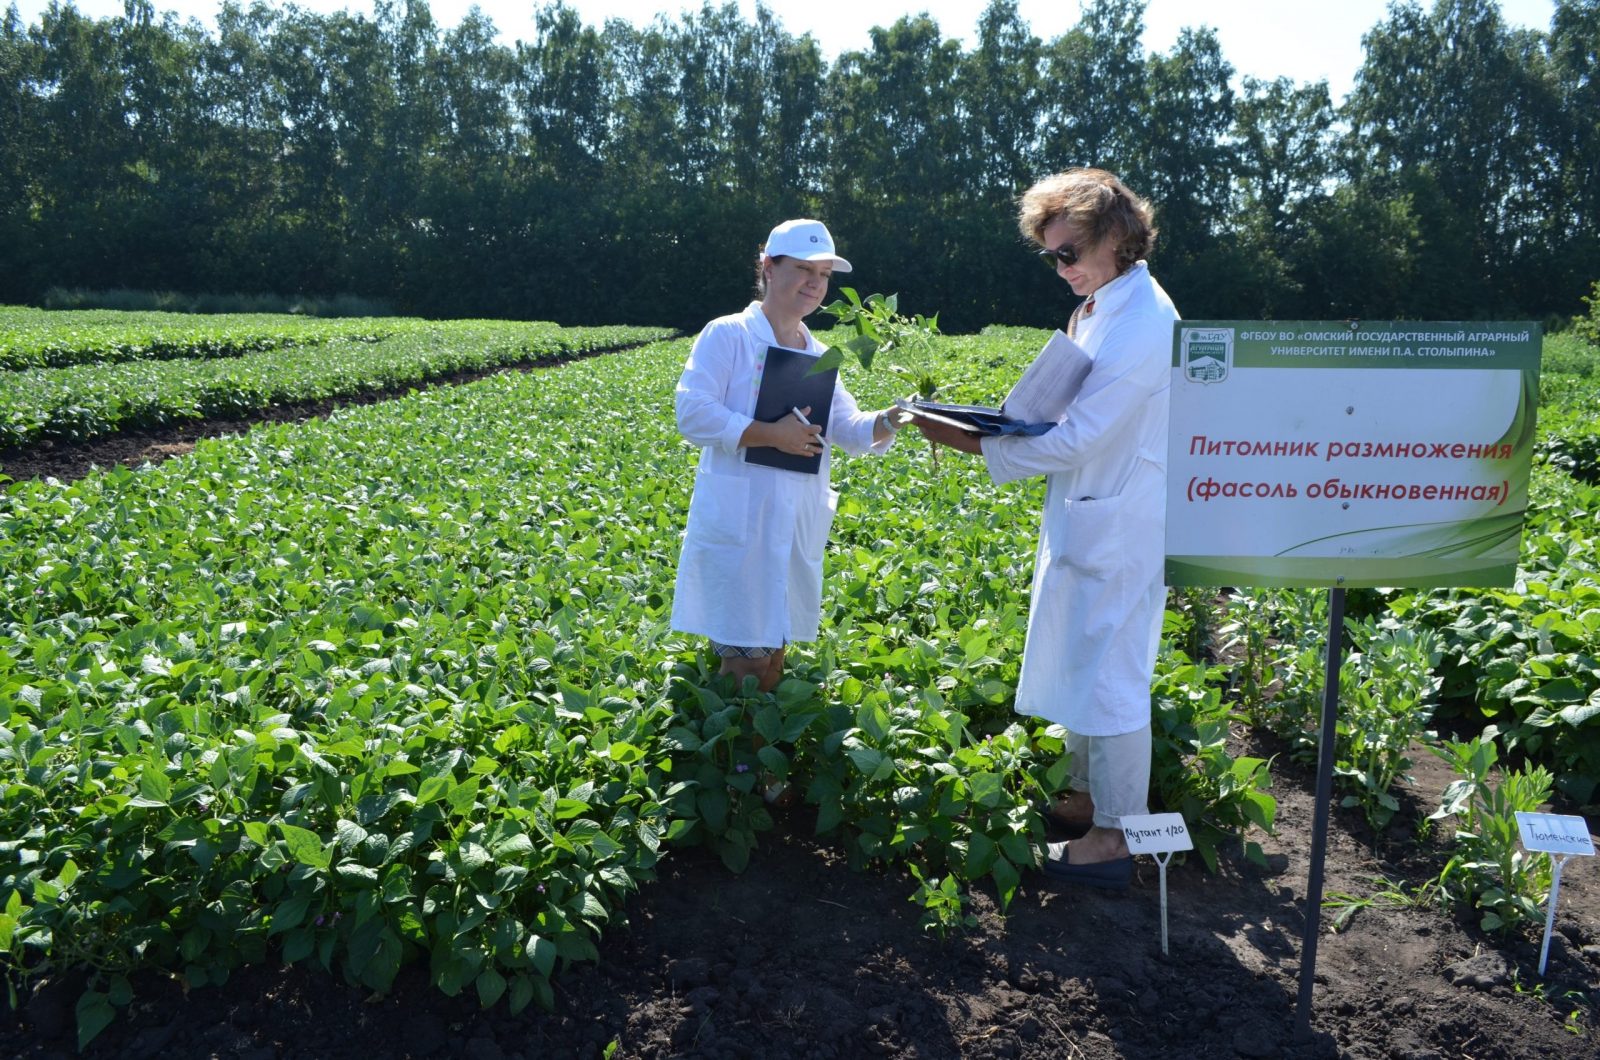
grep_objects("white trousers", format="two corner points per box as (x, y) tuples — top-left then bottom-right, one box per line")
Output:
(1066, 724), (1152, 829)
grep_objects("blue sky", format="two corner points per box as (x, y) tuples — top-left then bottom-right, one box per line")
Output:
(9, 0), (1561, 104)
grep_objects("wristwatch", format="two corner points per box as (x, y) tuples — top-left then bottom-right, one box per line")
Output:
(878, 412), (901, 434)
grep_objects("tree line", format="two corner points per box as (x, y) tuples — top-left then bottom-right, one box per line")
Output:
(1, 0), (1596, 331)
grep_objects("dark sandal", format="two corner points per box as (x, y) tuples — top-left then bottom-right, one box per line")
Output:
(1042, 849), (1133, 891)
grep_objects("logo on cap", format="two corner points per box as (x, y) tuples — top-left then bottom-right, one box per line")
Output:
(810, 236), (819, 243)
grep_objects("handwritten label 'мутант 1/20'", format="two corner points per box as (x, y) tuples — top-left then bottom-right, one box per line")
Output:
(1120, 813), (1193, 855)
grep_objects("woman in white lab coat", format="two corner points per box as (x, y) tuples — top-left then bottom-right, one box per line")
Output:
(917, 170), (1179, 889)
(671, 219), (904, 697)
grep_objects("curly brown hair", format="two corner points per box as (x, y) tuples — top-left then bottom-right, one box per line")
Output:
(1017, 168), (1158, 274)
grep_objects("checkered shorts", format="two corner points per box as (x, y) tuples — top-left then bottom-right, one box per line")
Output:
(709, 639), (783, 659)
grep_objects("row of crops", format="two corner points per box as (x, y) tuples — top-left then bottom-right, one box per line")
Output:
(0, 308), (675, 452)
(0, 306), (403, 370)
(0, 312), (1597, 1045)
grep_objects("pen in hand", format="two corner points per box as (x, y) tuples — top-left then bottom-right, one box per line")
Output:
(790, 406), (820, 456)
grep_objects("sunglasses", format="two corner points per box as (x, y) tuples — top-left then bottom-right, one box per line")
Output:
(1037, 242), (1085, 269)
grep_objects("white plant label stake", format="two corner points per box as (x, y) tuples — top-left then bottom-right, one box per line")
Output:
(1514, 811), (1595, 975)
(1121, 813), (1193, 955)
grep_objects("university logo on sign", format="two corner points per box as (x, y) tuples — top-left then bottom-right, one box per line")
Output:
(1181, 327), (1233, 384)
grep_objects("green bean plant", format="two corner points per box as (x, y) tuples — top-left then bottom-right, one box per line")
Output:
(656, 643), (1066, 927)
(1215, 590), (1276, 721)
(1385, 467), (1600, 806)
(889, 362), (948, 470)
(657, 662), (824, 873)
(800, 676), (1064, 914)
(1430, 737), (1555, 934)
(1250, 588), (1332, 751)
(1164, 587), (1221, 664)
(907, 865), (978, 938)
(1149, 648), (1277, 872)
(1333, 618), (1442, 835)
(814, 289), (939, 374)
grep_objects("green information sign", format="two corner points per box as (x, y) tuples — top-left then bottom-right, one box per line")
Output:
(1165, 321), (1542, 588)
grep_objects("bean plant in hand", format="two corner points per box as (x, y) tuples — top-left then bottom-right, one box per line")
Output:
(813, 288), (939, 374)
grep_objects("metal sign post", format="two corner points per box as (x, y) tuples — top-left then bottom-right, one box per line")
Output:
(1294, 586), (1345, 1041)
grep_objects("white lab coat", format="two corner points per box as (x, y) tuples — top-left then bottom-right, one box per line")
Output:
(671, 302), (892, 647)
(981, 262), (1179, 736)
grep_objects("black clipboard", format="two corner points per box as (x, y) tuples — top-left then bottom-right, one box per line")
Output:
(744, 345), (837, 475)
(896, 398), (1055, 437)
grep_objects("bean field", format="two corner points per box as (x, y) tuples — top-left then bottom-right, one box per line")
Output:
(1, 312), (1597, 1058)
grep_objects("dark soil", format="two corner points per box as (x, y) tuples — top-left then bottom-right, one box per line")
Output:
(3, 372), (1598, 1058)
(2, 730), (1596, 1060)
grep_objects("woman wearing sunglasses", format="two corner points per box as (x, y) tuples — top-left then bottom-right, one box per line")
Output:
(916, 169), (1179, 890)
(671, 219), (905, 750)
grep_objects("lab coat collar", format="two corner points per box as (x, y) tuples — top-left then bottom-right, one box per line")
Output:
(1084, 261), (1149, 318)
(743, 301), (814, 351)
(742, 302), (775, 345)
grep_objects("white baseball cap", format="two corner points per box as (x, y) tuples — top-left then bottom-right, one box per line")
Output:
(763, 218), (853, 272)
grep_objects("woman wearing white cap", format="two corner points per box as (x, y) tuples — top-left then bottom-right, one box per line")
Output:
(671, 219), (907, 706)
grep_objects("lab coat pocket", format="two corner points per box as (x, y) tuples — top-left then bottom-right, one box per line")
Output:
(1046, 493), (1130, 578)
(794, 488), (840, 562)
(685, 472), (749, 547)
(1038, 491), (1141, 648)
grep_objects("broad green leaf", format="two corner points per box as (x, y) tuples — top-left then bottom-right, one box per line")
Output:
(846, 745), (885, 778)
(990, 856), (1021, 910)
(334, 820), (368, 853)
(107, 975), (133, 1007)
(457, 842), (491, 874)
(269, 897), (310, 936)
(508, 974), (535, 1015)
(476, 967), (507, 1009)
(282, 928), (314, 964)
(135, 769), (171, 807)
(525, 934), (558, 979)
(278, 823), (330, 869)
(965, 832), (998, 877)
(606, 741), (644, 765)
(492, 832), (534, 859)
(76, 990), (114, 1050)
(416, 774), (452, 805)
(756, 745), (788, 776)
(753, 705), (783, 745)
(968, 772), (1004, 810)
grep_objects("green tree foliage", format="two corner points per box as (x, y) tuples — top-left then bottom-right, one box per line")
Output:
(1344, 0), (1575, 315)
(1548, 0), (1600, 299)
(1133, 27), (1237, 312)
(1225, 76), (1337, 317)
(0, 0), (1596, 328)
